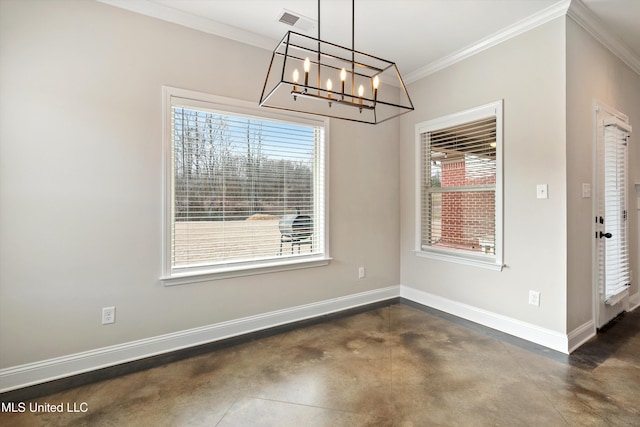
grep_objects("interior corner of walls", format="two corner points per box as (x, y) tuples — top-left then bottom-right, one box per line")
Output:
(567, 319), (595, 353)
(567, 0), (640, 76)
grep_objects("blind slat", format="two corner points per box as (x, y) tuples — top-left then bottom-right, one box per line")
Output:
(602, 123), (631, 301)
(421, 116), (497, 255)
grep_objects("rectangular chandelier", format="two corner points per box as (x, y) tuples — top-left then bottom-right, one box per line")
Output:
(259, 31), (414, 124)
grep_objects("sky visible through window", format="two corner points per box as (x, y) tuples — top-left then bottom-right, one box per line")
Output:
(173, 107), (315, 162)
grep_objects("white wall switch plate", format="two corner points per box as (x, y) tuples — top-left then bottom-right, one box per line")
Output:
(582, 183), (591, 198)
(358, 267), (365, 279)
(536, 184), (548, 199)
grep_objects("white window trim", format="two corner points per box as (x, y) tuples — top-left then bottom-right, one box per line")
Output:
(161, 86), (331, 285)
(414, 100), (504, 271)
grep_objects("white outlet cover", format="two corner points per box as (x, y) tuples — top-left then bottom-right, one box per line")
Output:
(528, 291), (540, 307)
(102, 306), (116, 324)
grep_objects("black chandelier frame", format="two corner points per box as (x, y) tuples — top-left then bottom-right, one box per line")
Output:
(259, 0), (413, 124)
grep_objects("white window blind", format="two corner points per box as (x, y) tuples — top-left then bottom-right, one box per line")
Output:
(166, 92), (326, 279)
(420, 116), (497, 257)
(602, 119), (631, 303)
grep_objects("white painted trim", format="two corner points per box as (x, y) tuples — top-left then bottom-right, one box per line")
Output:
(99, 0), (640, 83)
(0, 286), (400, 393)
(414, 250), (503, 272)
(568, 0), (640, 77)
(629, 292), (640, 311)
(414, 100), (504, 271)
(594, 100), (630, 123)
(4, 284), (588, 392)
(161, 86), (330, 284)
(400, 285), (569, 354)
(162, 257), (332, 286)
(97, 0), (275, 51)
(404, 0), (571, 83)
(603, 116), (632, 134)
(567, 320), (596, 353)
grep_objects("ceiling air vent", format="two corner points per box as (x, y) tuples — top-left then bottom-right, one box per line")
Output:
(279, 11), (299, 26)
(277, 9), (316, 32)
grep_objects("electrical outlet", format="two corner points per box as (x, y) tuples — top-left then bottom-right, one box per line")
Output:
(102, 306), (116, 325)
(358, 267), (365, 279)
(528, 291), (540, 307)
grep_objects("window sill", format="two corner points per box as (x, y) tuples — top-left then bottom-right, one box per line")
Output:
(161, 256), (332, 286)
(414, 249), (503, 271)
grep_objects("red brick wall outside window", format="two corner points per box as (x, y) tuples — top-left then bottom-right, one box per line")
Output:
(418, 102), (501, 263)
(438, 160), (495, 253)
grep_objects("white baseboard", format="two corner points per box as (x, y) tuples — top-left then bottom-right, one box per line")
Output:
(4, 284), (591, 393)
(0, 286), (401, 393)
(629, 292), (640, 311)
(400, 285), (570, 354)
(567, 320), (595, 353)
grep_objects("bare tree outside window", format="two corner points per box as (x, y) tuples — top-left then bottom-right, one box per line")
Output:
(171, 106), (321, 268)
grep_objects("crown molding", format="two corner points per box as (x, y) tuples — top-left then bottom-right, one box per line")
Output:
(567, 0), (640, 76)
(97, 0), (276, 51)
(99, 0), (639, 82)
(403, 0), (572, 84)
(101, 0), (572, 85)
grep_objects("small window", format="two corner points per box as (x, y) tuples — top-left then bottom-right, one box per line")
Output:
(415, 101), (503, 270)
(162, 87), (328, 284)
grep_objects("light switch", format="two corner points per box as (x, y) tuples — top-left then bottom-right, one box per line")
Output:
(536, 184), (548, 199)
(582, 183), (591, 198)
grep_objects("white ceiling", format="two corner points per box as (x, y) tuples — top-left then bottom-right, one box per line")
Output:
(103, 0), (640, 80)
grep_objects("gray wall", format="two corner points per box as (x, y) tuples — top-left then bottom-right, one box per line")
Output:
(566, 18), (640, 332)
(399, 18), (568, 334)
(0, 0), (400, 368)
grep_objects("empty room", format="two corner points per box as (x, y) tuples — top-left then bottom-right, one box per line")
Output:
(1, 0), (640, 425)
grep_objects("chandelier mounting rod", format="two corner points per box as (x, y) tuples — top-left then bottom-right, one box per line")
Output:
(351, 0), (355, 96)
(317, 0), (321, 94)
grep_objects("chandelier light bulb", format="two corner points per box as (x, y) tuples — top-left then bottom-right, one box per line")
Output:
(292, 68), (299, 94)
(303, 57), (310, 87)
(372, 75), (379, 101)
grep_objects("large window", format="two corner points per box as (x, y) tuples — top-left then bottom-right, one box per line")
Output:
(416, 101), (503, 270)
(162, 87), (328, 283)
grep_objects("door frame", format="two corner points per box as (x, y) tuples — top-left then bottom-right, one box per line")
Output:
(592, 99), (632, 329)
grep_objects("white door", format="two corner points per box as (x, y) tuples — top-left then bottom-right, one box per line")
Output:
(595, 109), (633, 329)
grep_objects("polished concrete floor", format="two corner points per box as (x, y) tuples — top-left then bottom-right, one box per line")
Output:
(2, 303), (639, 426)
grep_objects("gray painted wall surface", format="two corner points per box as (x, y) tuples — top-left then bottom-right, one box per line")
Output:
(400, 18), (568, 333)
(0, 0), (400, 368)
